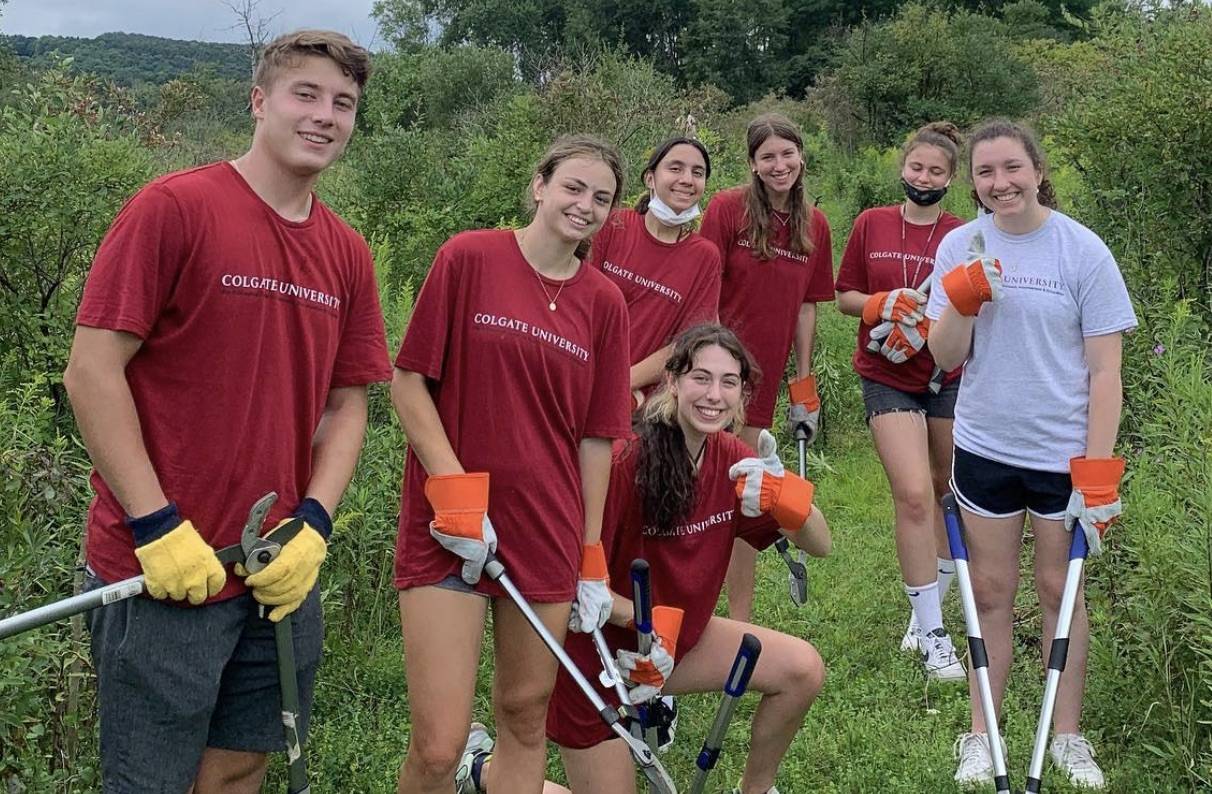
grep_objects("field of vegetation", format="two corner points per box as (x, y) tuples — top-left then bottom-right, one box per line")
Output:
(1, 1), (1209, 791)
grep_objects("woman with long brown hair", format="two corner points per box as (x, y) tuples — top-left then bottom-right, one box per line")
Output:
(700, 113), (836, 621)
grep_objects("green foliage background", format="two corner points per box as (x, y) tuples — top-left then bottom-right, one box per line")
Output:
(1, 1), (1209, 791)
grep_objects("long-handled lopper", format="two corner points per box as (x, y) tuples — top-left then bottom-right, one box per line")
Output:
(592, 627), (643, 740)
(630, 558), (663, 759)
(688, 632), (762, 794)
(1024, 522), (1089, 793)
(770, 426), (811, 606)
(943, 494), (1012, 794)
(0, 492), (312, 794)
(483, 553), (677, 794)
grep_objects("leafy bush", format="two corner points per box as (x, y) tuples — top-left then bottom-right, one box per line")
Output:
(0, 375), (97, 790)
(0, 65), (151, 396)
(1048, 4), (1212, 320)
(814, 2), (1040, 148)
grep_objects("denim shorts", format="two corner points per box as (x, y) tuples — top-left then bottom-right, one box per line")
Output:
(85, 572), (322, 793)
(859, 376), (960, 421)
(950, 446), (1072, 520)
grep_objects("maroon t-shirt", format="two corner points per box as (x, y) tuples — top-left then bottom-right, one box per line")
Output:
(77, 162), (393, 602)
(546, 431), (780, 748)
(835, 205), (964, 392)
(589, 209), (721, 366)
(393, 229), (632, 602)
(701, 187), (835, 428)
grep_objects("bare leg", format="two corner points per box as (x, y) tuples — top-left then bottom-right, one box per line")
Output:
(926, 417), (956, 565)
(666, 616), (824, 792)
(397, 587), (489, 794)
(193, 749), (267, 794)
(1031, 515), (1089, 734)
(961, 509), (1025, 734)
(725, 425), (764, 621)
(558, 739), (635, 794)
(483, 597), (571, 794)
(870, 411), (937, 588)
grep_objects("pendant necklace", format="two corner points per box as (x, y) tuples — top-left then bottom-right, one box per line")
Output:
(519, 228), (573, 311)
(900, 204), (942, 289)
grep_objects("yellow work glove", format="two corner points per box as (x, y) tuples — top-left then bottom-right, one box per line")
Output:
(129, 503), (226, 605)
(242, 498), (331, 622)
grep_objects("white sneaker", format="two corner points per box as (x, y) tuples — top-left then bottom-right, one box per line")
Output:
(1050, 733), (1106, 789)
(921, 627), (966, 682)
(455, 722), (493, 794)
(953, 732), (1008, 788)
(901, 612), (922, 652)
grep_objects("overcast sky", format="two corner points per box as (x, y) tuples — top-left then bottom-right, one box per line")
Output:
(2, 0), (380, 47)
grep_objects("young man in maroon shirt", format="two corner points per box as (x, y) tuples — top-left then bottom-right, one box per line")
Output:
(63, 30), (391, 793)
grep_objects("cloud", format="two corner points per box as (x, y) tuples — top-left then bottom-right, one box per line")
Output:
(2, 0), (380, 47)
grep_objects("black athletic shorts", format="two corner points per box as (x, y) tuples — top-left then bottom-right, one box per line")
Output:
(950, 445), (1071, 520)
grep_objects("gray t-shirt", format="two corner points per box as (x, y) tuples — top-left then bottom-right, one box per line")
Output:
(926, 211), (1137, 472)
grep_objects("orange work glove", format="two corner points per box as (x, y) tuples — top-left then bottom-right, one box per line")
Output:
(787, 374), (821, 445)
(729, 429), (816, 531)
(425, 473), (498, 584)
(1064, 456), (1125, 557)
(862, 288), (927, 326)
(618, 605), (685, 703)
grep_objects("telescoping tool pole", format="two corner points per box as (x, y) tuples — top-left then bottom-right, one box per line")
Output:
(1025, 524), (1089, 793)
(484, 554), (677, 794)
(688, 633), (762, 794)
(942, 495), (1012, 794)
(630, 558), (662, 760)
(0, 576), (146, 641)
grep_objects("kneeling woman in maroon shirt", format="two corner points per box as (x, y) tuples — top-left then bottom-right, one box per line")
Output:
(551, 323), (830, 793)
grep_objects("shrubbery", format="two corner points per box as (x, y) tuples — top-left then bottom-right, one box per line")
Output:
(0, 3), (1208, 789)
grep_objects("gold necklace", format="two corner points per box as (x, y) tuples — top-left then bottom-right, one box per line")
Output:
(518, 229), (575, 311)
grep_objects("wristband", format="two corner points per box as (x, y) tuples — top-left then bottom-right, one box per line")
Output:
(125, 502), (182, 546)
(294, 497), (333, 540)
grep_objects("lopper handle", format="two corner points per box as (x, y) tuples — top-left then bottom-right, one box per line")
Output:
(941, 493), (968, 562)
(630, 559), (653, 652)
(724, 632), (762, 697)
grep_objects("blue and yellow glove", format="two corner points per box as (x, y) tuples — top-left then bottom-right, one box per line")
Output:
(129, 503), (226, 605)
(242, 498), (330, 622)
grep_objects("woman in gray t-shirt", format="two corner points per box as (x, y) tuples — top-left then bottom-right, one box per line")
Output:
(926, 119), (1136, 790)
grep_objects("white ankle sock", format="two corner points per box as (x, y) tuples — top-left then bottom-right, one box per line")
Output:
(905, 580), (943, 635)
(937, 557), (956, 601)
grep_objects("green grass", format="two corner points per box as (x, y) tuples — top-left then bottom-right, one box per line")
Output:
(271, 419), (1183, 793)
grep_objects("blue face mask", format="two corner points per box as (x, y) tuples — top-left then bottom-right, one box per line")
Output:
(647, 193), (701, 227)
(902, 177), (949, 207)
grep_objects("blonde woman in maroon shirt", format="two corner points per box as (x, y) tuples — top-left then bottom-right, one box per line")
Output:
(834, 122), (966, 681)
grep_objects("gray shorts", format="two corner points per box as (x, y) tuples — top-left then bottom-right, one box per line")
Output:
(85, 571), (322, 793)
(860, 376), (960, 422)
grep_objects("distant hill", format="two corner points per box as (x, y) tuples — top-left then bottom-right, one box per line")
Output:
(1, 31), (250, 85)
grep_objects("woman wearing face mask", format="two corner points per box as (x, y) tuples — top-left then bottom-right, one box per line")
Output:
(700, 113), (835, 622)
(927, 119), (1135, 790)
(589, 137), (722, 410)
(454, 324), (830, 794)
(391, 135), (632, 794)
(834, 122), (967, 682)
